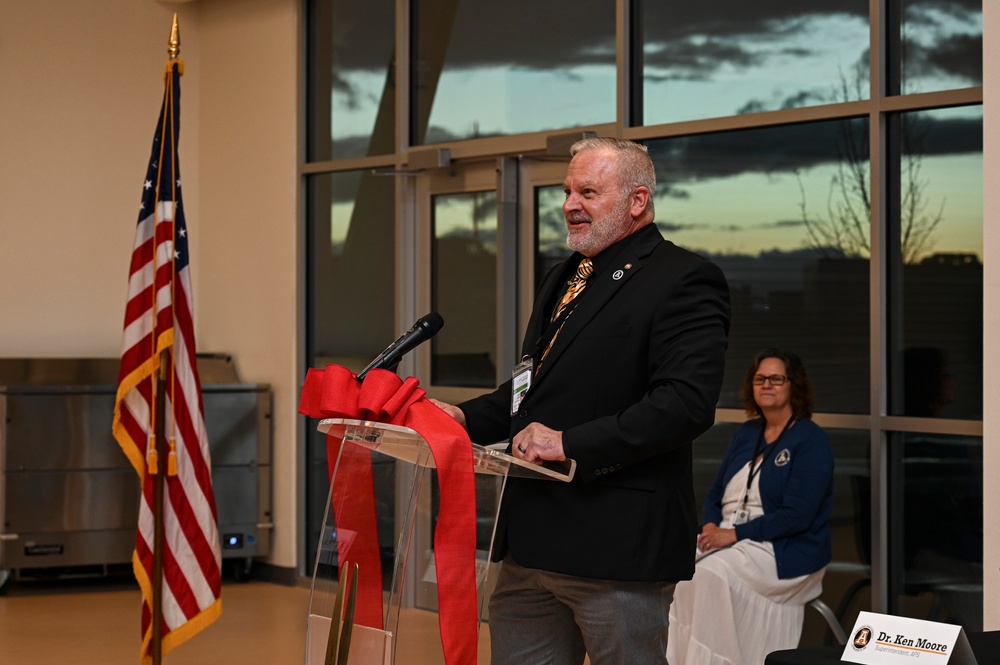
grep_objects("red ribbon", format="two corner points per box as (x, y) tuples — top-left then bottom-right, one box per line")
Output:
(299, 365), (479, 665)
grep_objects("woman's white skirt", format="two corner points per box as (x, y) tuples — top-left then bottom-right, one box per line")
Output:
(667, 540), (824, 665)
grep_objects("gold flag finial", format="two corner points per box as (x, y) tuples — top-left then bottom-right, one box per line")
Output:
(168, 13), (181, 59)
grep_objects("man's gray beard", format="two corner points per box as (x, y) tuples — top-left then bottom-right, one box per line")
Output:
(566, 196), (633, 256)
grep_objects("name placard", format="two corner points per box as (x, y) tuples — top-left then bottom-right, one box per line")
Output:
(842, 612), (978, 665)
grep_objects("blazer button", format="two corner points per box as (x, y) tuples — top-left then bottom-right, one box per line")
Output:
(518, 409), (528, 418)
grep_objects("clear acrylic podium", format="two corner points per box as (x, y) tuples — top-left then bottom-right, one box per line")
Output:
(304, 418), (575, 665)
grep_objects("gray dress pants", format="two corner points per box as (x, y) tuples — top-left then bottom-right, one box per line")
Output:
(488, 555), (676, 665)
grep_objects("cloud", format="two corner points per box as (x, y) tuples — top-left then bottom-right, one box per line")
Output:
(765, 220), (807, 229)
(326, 0), (874, 73)
(898, 1), (982, 84)
(319, 0), (981, 186)
(322, 110), (981, 207)
(905, 34), (983, 85)
(655, 221), (710, 234)
(323, 0), (978, 87)
(736, 88), (834, 115)
(905, 0), (981, 26)
(907, 112), (983, 156)
(644, 40), (768, 81)
(649, 111), (980, 182)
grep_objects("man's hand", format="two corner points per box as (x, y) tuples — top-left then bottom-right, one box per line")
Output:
(511, 422), (566, 464)
(428, 398), (466, 428)
(697, 522), (737, 553)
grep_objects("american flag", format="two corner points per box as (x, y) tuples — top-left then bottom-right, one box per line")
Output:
(113, 59), (222, 664)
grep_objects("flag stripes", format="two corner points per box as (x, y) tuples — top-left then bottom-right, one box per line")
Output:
(113, 59), (222, 665)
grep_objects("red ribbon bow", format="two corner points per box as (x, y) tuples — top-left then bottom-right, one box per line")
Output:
(299, 365), (479, 665)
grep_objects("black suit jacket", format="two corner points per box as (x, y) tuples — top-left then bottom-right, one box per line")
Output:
(459, 224), (731, 582)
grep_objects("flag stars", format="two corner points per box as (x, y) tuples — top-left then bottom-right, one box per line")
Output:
(144, 180), (153, 190)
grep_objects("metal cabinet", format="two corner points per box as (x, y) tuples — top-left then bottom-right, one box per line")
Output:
(0, 357), (271, 584)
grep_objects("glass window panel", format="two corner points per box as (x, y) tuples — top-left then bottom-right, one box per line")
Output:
(431, 191), (498, 387)
(307, 0), (396, 160)
(899, 0), (982, 95)
(307, 171), (398, 368)
(889, 432), (982, 632)
(412, 0), (615, 144)
(640, 2), (869, 125)
(305, 170), (397, 573)
(535, 185), (572, 290)
(820, 428), (874, 631)
(889, 106), (983, 419)
(694, 424), (870, 644)
(647, 120), (870, 413)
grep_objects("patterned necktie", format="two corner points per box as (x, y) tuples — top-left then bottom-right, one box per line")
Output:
(540, 257), (594, 365)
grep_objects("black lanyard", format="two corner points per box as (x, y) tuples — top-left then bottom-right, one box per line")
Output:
(742, 417), (795, 507)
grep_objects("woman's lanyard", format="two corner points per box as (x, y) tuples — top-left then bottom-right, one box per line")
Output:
(741, 417), (795, 510)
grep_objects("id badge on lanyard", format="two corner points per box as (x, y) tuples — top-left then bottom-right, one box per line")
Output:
(511, 357), (533, 416)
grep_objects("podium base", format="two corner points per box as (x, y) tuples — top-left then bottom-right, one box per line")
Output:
(305, 614), (392, 665)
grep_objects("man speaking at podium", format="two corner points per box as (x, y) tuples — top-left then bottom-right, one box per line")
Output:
(432, 137), (730, 665)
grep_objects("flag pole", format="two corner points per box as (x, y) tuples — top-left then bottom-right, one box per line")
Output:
(151, 359), (168, 665)
(150, 15), (181, 665)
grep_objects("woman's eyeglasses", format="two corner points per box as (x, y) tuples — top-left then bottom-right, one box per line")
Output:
(752, 374), (788, 386)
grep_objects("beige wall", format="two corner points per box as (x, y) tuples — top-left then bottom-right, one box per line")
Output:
(195, 0), (300, 572)
(983, 0), (998, 631)
(0, 0), (300, 571)
(0, 1), (202, 355)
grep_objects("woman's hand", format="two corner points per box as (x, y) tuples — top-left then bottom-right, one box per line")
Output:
(697, 522), (737, 553)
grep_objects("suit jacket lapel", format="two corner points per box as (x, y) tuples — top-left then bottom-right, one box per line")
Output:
(521, 258), (579, 360)
(534, 227), (662, 379)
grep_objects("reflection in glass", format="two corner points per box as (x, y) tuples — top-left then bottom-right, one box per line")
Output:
(646, 120), (870, 413)
(535, 185), (572, 290)
(889, 106), (983, 420)
(820, 429), (874, 628)
(305, 170), (397, 572)
(898, 0), (982, 95)
(431, 472), (503, 551)
(890, 433), (982, 632)
(431, 191), (498, 387)
(640, 2), (869, 124)
(307, 0), (396, 160)
(694, 424), (870, 644)
(307, 171), (398, 368)
(412, 0), (615, 144)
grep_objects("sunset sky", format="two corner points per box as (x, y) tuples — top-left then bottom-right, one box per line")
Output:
(323, 1), (982, 260)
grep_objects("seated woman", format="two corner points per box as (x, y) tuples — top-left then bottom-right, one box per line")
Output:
(667, 348), (834, 665)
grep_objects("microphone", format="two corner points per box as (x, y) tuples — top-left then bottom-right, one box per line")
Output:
(356, 312), (444, 380)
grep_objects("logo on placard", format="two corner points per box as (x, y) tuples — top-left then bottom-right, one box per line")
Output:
(852, 625), (874, 651)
